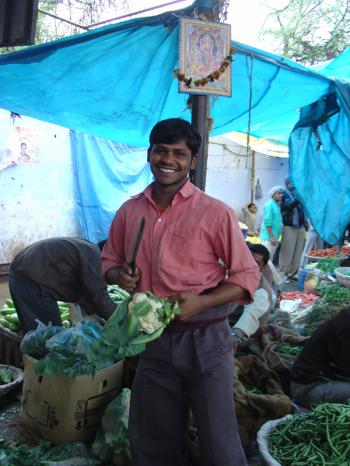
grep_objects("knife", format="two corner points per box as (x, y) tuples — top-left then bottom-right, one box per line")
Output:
(129, 217), (145, 273)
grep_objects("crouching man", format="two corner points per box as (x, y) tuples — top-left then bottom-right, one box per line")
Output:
(231, 243), (274, 347)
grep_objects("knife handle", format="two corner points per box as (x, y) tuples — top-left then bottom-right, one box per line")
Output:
(129, 261), (136, 274)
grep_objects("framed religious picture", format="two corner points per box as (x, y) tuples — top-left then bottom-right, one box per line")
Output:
(177, 18), (232, 97)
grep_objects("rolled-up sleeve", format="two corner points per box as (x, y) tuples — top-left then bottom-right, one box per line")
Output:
(234, 289), (270, 337)
(214, 207), (260, 304)
(101, 207), (126, 279)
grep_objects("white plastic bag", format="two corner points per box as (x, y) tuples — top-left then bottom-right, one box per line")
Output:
(279, 299), (301, 314)
(257, 415), (293, 466)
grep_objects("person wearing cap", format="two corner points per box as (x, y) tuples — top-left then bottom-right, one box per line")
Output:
(259, 186), (284, 259)
(279, 177), (307, 278)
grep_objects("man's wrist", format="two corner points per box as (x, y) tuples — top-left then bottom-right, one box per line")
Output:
(231, 327), (247, 342)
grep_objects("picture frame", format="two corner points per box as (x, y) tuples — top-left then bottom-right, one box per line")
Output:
(178, 18), (232, 97)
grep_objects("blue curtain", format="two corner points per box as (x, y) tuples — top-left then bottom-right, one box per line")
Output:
(289, 82), (350, 245)
(70, 131), (153, 243)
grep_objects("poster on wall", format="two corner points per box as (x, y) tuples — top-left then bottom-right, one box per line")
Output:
(178, 18), (232, 96)
(0, 124), (39, 172)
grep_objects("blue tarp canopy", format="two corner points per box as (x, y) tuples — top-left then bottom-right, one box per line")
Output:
(0, 4), (332, 146)
(312, 47), (350, 80)
(0, 2), (349, 245)
(288, 48), (350, 245)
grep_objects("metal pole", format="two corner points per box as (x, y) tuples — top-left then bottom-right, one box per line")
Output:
(250, 150), (256, 202)
(191, 95), (210, 191)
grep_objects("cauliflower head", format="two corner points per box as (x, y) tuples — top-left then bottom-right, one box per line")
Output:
(128, 293), (163, 334)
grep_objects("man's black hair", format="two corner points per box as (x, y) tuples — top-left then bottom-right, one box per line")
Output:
(149, 118), (201, 157)
(246, 242), (270, 265)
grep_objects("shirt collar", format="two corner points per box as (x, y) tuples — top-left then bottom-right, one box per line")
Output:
(141, 179), (196, 206)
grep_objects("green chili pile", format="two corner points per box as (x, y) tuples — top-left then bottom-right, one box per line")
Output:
(269, 403), (350, 465)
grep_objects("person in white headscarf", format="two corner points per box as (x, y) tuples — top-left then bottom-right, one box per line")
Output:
(259, 186), (284, 259)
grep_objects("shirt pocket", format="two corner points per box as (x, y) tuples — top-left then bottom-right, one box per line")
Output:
(162, 230), (215, 272)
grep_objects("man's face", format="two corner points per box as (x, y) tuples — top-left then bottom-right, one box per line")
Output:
(251, 252), (266, 272)
(148, 139), (197, 188)
(272, 190), (283, 202)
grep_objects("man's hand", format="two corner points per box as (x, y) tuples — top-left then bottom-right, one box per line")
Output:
(176, 292), (207, 321)
(117, 262), (141, 293)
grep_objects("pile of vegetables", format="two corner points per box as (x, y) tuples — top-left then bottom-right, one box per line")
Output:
(0, 369), (12, 385)
(269, 403), (350, 465)
(23, 292), (180, 377)
(280, 291), (319, 307)
(0, 299), (20, 333)
(107, 285), (130, 303)
(319, 283), (350, 304)
(316, 258), (341, 274)
(57, 301), (71, 328)
(0, 299), (71, 334)
(0, 439), (99, 465)
(295, 300), (345, 337)
(309, 245), (350, 257)
(276, 345), (302, 356)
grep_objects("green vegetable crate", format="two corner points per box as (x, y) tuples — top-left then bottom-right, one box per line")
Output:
(20, 355), (124, 444)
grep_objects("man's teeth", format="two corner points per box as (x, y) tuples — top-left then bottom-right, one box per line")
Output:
(160, 168), (175, 173)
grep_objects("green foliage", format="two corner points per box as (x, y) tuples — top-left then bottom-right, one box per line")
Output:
(0, 370), (12, 385)
(0, 0), (131, 55)
(30, 293), (179, 377)
(261, 0), (350, 64)
(0, 440), (99, 465)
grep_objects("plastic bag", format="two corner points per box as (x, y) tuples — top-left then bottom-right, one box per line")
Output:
(256, 415), (292, 466)
(92, 388), (131, 466)
(35, 321), (104, 377)
(279, 299), (301, 314)
(20, 321), (64, 359)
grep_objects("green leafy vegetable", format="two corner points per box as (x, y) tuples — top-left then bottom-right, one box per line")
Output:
(0, 369), (12, 384)
(316, 258), (340, 273)
(33, 292), (180, 377)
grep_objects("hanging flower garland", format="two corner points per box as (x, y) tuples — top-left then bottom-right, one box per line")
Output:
(174, 47), (236, 88)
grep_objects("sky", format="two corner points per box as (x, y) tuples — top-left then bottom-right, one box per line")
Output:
(50, 0), (278, 53)
(97, 0), (274, 50)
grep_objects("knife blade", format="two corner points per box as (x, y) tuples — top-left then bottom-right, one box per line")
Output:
(129, 217), (145, 273)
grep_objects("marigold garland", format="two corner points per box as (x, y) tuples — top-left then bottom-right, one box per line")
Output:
(174, 47), (236, 88)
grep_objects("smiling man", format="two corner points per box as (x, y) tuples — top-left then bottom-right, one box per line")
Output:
(101, 118), (259, 466)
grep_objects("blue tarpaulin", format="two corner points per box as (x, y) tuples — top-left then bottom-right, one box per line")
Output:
(0, 6), (332, 146)
(289, 81), (350, 245)
(70, 131), (152, 243)
(0, 1), (349, 245)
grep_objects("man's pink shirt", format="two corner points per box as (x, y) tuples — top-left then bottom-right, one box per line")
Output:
(101, 181), (259, 304)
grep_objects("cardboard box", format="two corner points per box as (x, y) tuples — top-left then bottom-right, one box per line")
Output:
(20, 354), (124, 444)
